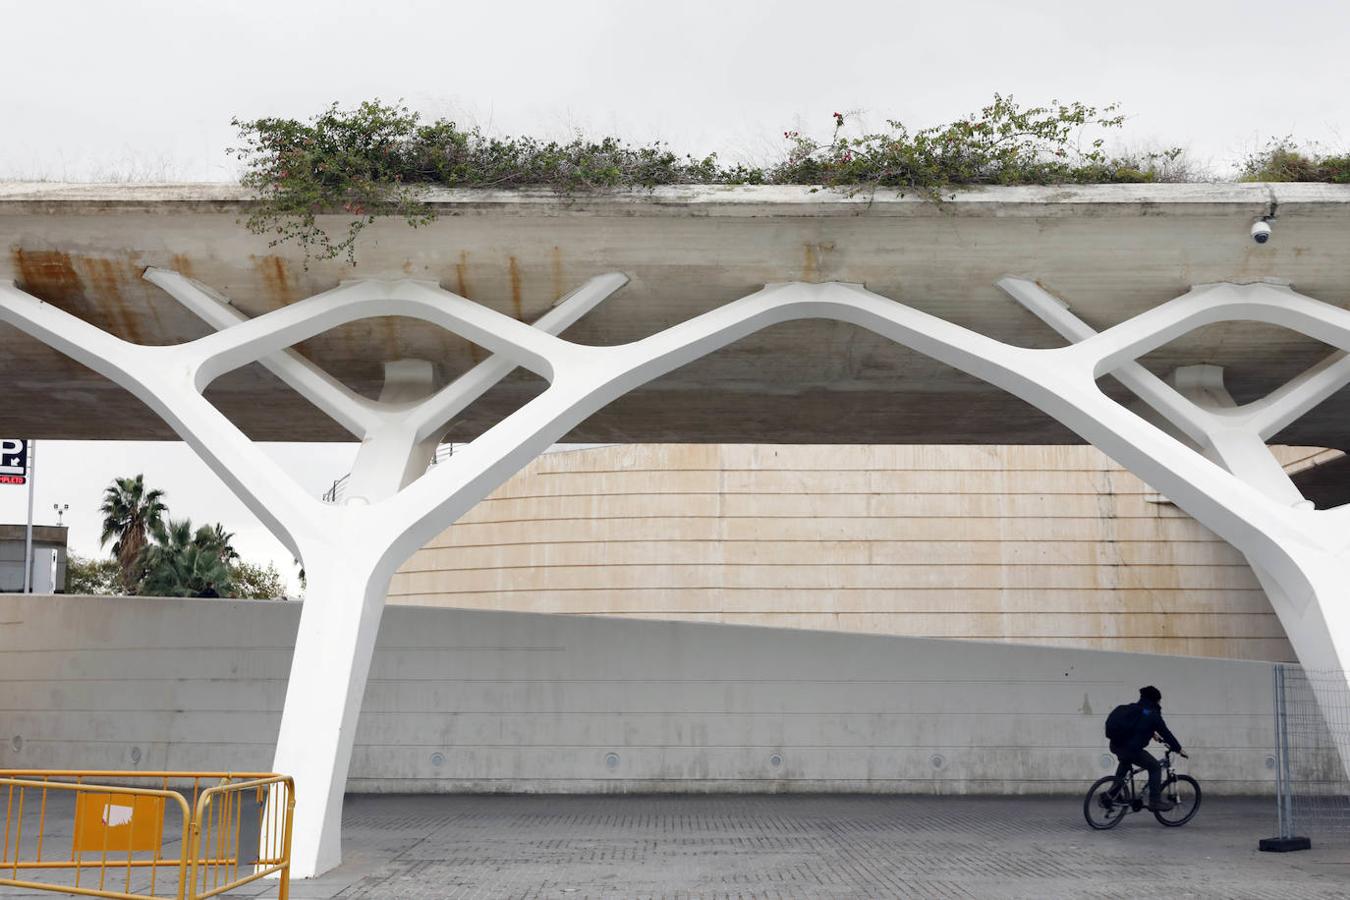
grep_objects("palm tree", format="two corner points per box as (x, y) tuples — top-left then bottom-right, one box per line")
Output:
(202, 523), (239, 565)
(98, 474), (167, 593)
(138, 518), (234, 598)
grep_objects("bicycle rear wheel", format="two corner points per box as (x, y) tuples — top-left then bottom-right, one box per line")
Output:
(1153, 774), (1201, 826)
(1084, 776), (1129, 829)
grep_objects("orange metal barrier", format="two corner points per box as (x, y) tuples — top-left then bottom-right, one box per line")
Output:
(186, 777), (293, 900)
(0, 771), (293, 900)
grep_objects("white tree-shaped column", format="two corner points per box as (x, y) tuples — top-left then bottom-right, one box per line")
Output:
(3, 272), (1349, 877)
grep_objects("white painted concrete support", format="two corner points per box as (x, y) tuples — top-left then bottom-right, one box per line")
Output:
(0, 270), (628, 876)
(6, 271), (1350, 876)
(345, 359), (442, 503)
(270, 552), (389, 875)
(1002, 276), (1350, 775)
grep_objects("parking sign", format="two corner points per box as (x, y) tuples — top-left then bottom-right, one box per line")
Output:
(0, 439), (28, 485)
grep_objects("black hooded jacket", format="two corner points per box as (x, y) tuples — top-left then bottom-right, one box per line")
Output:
(1111, 700), (1181, 754)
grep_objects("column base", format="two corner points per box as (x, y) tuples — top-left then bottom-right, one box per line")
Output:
(1258, 836), (1311, 852)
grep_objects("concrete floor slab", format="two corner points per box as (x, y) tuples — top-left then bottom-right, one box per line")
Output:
(311, 794), (1349, 899)
(4, 793), (1346, 898)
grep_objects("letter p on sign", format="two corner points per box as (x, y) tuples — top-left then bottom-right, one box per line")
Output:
(0, 439), (26, 485)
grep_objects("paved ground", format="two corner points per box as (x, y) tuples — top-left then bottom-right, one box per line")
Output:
(4, 794), (1349, 899)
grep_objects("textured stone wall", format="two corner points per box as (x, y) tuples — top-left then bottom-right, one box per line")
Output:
(390, 444), (1327, 662)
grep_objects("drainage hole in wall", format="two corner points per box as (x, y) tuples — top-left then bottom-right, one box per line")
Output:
(431, 752), (446, 768)
(604, 753), (620, 770)
(769, 754), (782, 768)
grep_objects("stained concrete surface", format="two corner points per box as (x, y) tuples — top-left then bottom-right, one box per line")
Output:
(5, 183), (1350, 447)
(7, 794), (1344, 899)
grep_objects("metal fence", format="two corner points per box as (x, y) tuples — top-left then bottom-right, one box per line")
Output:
(0, 771), (293, 899)
(1269, 665), (1350, 849)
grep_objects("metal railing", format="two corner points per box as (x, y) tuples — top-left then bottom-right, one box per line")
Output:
(322, 443), (456, 505)
(0, 771), (293, 900)
(319, 442), (618, 505)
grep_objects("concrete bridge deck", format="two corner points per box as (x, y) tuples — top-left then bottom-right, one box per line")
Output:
(4, 182), (1350, 448)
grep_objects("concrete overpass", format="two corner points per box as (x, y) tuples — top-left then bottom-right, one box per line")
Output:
(3, 182), (1349, 449)
(3, 181), (1349, 878)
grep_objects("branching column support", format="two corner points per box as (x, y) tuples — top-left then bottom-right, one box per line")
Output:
(2, 269), (628, 877)
(5, 271), (1350, 877)
(1002, 276), (1350, 772)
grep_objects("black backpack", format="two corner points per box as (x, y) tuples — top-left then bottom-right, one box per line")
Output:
(1104, 702), (1141, 742)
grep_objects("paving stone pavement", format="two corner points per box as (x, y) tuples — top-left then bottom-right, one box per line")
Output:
(4, 794), (1348, 899)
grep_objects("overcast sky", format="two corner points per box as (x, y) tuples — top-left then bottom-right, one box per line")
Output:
(2, 1), (1347, 589)
(2, 1), (1348, 181)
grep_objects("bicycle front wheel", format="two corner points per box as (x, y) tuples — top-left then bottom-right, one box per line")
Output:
(1153, 774), (1201, 826)
(1084, 776), (1129, 830)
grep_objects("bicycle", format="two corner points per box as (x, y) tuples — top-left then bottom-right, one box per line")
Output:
(1083, 747), (1201, 829)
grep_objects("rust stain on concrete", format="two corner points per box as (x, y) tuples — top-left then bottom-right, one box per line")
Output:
(12, 248), (145, 342)
(452, 250), (483, 363)
(507, 255), (524, 320)
(454, 250), (472, 298)
(251, 254), (295, 303)
(169, 253), (196, 279)
(13, 248), (83, 306)
(802, 243), (818, 282)
(802, 241), (836, 283)
(76, 257), (126, 303)
(550, 246), (564, 301)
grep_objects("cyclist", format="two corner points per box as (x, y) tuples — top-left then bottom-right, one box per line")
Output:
(1107, 685), (1186, 811)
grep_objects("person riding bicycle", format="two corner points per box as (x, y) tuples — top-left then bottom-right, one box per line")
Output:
(1106, 685), (1186, 811)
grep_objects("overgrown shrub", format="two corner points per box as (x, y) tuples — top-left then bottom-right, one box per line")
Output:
(231, 96), (1191, 265)
(767, 97), (1189, 191)
(1240, 139), (1350, 183)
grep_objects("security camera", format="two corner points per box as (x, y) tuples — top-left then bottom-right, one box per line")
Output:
(1251, 220), (1273, 244)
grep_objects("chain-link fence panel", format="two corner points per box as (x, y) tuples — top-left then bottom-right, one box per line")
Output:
(1267, 665), (1350, 850)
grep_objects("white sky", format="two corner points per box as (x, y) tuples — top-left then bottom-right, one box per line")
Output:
(2, 0), (1347, 181)
(1, 0), (1348, 587)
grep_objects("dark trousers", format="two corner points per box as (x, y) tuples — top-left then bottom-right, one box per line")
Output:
(1112, 746), (1162, 798)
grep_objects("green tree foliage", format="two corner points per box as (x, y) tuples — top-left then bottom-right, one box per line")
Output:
(228, 560), (287, 600)
(65, 555), (122, 595)
(232, 95), (1192, 266)
(98, 474), (167, 594)
(90, 475), (288, 599)
(138, 518), (235, 598)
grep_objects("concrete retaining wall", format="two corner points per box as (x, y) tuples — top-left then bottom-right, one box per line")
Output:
(0, 594), (1278, 794)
